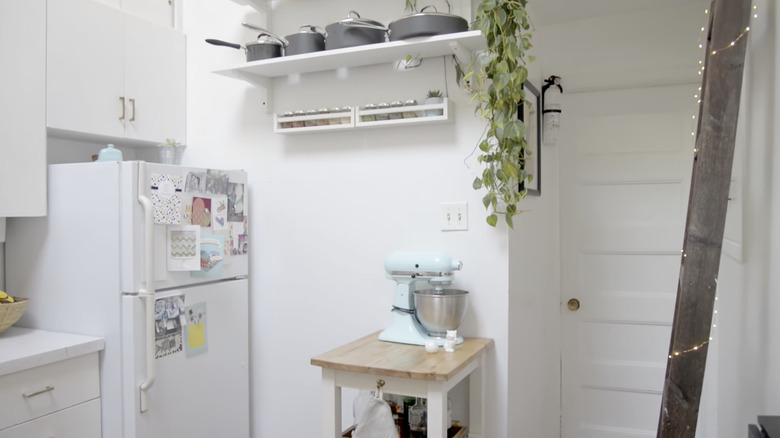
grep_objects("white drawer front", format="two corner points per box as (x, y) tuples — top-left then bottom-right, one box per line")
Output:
(0, 352), (99, 430)
(0, 398), (101, 438)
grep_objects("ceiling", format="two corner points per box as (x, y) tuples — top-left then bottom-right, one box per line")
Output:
(530, 0), (707, 26)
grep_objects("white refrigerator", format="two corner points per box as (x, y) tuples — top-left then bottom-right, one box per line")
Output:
(6, 161), (250, 438)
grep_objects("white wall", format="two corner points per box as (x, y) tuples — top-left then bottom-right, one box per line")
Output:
(715, 0), (779, 435)
(182, 1), (536, 437)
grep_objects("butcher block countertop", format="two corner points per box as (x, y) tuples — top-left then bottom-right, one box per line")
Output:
(311, 331), (493, 382)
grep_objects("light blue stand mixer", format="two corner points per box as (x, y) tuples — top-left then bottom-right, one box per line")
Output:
(379, 251), (468, 346)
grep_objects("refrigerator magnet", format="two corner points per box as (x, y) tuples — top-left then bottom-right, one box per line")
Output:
(192, 235), (224, 278)
(167, 225), (201, 271)
(150, 173), (183, 225)
(205, 169), (229, 195)
(185, 302), (208, 358)
(228, 182), (245, 222)
(211, 196), (228, 231)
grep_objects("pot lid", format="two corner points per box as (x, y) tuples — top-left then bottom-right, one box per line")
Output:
(295, 24), (326, 35)
(333, 10), (384, 28)
(248, 33), (285, 47)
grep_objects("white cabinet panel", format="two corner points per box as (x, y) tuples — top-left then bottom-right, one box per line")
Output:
(0, 0), (46, 217)
(47, 0), (126, 138)
(124, 14), (186, 142)
(46, 0), (185, 145)
(0, 353), (99, 430)
(122, 0), (174, 28)
(0, 399), (101, 438)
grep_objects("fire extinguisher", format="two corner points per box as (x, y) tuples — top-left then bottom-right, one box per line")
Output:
(542, 75), (563, 145)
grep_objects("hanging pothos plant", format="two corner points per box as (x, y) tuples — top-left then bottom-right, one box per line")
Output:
(456, 0), (534, 228)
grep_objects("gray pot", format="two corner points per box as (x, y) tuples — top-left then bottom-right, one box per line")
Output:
(388, 6), (468, 41)
(285, 25), (326, 56)
(325, 11), (387, 50)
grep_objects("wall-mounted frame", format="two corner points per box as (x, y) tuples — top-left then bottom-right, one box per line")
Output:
(518, 80), (541, 196)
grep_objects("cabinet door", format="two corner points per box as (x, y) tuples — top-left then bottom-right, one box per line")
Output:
(122, 0), (174, 28)
(47, 0), (125, 138)
(0, 399), (101, 438)
(0, 0), (46, 217)
(123, 14), (185, 143)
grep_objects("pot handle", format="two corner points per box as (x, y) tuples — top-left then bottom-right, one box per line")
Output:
(205, 39), (242, 50)
(241, 22), (289, 46)
(420, 5), (438, 13)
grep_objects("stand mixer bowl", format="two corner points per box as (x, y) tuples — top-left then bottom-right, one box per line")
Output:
(414, 289), (469, 336)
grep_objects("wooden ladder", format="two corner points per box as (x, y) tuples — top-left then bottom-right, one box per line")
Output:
(657, 0), (752, 436)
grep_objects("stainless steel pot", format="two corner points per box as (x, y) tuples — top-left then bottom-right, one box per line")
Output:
(388, 6), (468, 41)
(325, 11), (387, 50)
(285, 25), (326, 56)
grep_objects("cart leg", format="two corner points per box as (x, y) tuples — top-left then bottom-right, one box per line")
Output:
(322, 369), (342, 438)
(426, 383), (447, 438)
(469, 354), (486, 438)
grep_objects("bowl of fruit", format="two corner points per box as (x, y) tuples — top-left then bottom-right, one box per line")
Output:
(0, 290), (28, 333)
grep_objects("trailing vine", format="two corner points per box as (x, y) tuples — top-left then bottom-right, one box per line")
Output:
(457, 0), (534, 228)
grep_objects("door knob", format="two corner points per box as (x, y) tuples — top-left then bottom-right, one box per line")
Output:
(567, 298), (580, 311)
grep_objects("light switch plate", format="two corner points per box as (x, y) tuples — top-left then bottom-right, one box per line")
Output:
(441, 202), (468, 231)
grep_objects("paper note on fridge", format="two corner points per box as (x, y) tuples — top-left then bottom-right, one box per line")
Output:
(167, 225), (201, 271)
(151, 173), (183, 224)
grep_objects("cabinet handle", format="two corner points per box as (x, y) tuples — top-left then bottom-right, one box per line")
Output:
(129, 98), (136, 122)
(119, 96), (126, 120)
(23, 385), (55, 398)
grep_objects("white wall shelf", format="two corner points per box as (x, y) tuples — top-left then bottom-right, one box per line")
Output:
(273, 99), (452, 134)
(213, 31), (484, 112)
(216, 31), (483, 81)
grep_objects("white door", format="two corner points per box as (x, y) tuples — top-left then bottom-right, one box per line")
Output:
(560, 85), (695, 437)
(122, 279), (250, 438)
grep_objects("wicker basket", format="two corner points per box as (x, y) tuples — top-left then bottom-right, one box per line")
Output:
(0, 298), (28, 333)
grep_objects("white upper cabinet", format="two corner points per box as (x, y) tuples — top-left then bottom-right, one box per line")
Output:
(47, 0), (185, 144)
(94, 0), (174, 28)
(0, 0), (46, 217)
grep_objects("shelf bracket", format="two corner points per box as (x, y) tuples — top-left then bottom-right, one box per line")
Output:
(449, 41), (473, 66)
(234, 71), (273, 113)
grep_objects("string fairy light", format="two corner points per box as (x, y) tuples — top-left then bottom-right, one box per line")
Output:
(690, 0), (758, 154)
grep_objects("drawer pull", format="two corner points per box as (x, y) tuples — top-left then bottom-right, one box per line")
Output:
(23, 385), (55, 398)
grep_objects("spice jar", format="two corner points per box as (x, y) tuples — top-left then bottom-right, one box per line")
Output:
(402, 100), (419, 119)
(389, 101), (404, 119)
(316, 108), (330, 126)
(362, 104), (377, 122)
(304, 109), (318, 127)
(292, 110), (305, 128)
(376, 102), (390, 121)
(328, 107), (342, 125)
(280, 111), (294, 129)
(340, 106), (352, 124)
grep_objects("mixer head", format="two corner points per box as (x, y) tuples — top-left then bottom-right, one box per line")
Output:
(385, 251), (463, 288)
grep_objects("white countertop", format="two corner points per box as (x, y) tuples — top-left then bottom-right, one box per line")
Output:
(0, 327), (104, 376)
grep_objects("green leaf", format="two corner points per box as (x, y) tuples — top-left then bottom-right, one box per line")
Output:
(473, 177), (483, 190)
(505, 213), (514, 229)
(487, 214), (498, 227)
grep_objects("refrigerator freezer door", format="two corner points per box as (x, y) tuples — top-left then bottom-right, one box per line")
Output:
(121, 279), (250, 438)
(120, 162), (249, 294)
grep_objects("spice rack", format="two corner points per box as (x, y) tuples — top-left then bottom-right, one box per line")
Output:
(273, 99), (451, 134)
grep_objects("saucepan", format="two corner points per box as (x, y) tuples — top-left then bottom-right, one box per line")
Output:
(325, 11), (388, 50)
(285, 25), (327, 56)
(339, 5), (468, 43)
(205, 23), (289, 62)
(388, 5), (469, 41)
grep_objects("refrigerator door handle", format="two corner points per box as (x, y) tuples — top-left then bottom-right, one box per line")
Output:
(137, 162), (156, 413)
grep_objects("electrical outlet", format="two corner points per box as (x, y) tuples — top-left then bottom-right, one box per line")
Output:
(440, 202), (468, 231)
